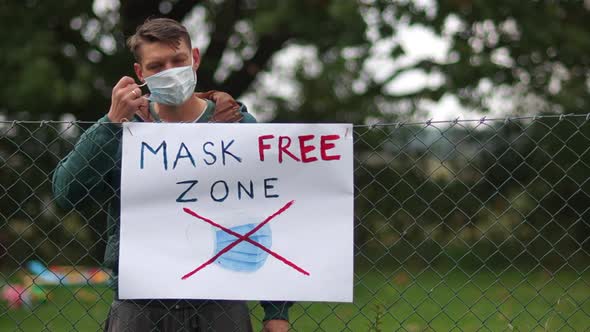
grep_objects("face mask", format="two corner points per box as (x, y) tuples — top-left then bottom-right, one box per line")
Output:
(213, 223), (272, 272)
(144, 61), (197, 105)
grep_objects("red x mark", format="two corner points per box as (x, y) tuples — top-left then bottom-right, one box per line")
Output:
(181, 200), (310, 280)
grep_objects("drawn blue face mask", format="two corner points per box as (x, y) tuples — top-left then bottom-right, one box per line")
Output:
(144, 61), (197, 106)
(214, 223), (272, 272)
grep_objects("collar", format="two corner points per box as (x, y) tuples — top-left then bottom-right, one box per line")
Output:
(147, 99), (213, 123)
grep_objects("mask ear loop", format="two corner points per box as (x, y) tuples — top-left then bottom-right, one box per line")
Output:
(137, 81), (148, 94)
(190, 55), (197, 81)
(138, 81), (148, 98)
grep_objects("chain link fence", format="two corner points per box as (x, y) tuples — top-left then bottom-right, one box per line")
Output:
(1, 114), (589, 331)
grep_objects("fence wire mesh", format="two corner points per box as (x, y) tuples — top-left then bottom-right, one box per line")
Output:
(0, 114), (589, 331)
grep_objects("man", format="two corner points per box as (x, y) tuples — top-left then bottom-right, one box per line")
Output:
(52, 18), (291, 332)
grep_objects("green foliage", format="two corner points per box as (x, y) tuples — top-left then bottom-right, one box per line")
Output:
(390, 0), (590, 113)
(0, 0), (104, 119)
(3, 1), (589, 120)
(369, 303), (384, 331)
(0, 0), (377, 122)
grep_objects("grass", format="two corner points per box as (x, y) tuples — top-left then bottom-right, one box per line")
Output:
(1, 267), (588, 331)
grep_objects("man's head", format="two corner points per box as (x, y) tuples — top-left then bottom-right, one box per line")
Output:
(128, 18), (200, 81)
(127, 18), (191, 63)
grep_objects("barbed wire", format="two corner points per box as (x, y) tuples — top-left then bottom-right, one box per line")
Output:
(1, 112), (590, 127)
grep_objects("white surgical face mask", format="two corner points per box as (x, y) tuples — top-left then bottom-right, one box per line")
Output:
(144, 60), (197, 106)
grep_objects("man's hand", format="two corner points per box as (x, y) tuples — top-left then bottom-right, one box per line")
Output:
(262, 319), (289, 332)
(107, 76), (149, 122)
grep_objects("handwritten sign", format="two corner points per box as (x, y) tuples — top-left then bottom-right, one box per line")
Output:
(119, 123), (353, 302)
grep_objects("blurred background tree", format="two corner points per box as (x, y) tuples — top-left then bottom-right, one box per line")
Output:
(1, 0), (589, 271)
(1, 1), (589, 121)
(0, 0), (381, 122)
(389, 0), (590, 114)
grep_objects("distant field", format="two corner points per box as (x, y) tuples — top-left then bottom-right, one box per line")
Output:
(1, 268), (588, 331)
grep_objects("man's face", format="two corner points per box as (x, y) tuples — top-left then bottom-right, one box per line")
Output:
(135, 39), (197, 80)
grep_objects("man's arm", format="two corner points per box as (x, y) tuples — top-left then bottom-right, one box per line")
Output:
(52, 116), (121, 210)
(53, 76), (147, 210)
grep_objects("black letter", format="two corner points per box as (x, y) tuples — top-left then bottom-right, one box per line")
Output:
(141, 141), (167, 170)
(222, 139), (242, 165)
(173, 142), (196, 169)
(264, 178), (279, 198)
(210, 180), (229, 202)
(176, 180), (199, 203)
(202, 141), (217, 165)
(237, 180), (254, 200)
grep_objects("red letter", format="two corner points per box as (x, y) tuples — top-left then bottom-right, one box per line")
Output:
(279, 136), (301, 163)
(298, 135), (318, 163)
(320, 135), (341, 161)
(258, 135), (274, 161)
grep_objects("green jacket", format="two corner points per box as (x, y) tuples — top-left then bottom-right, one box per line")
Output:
(52, 100), (291, 321)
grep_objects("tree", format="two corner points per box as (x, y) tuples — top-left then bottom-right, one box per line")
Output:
(2, 1), (590, 121)
(386, 0), (590, 114)
(2, 0), (589, 270)
(0, 0), (380, 122)
(0, 0), (386, 268)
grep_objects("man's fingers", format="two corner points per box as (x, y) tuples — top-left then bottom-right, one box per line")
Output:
(135, 97), (152, 122)
(125, 87), (141, 99)
(131, 87), (142, 98)
(112, 76), (136, 93)
(130, 95), (149, 109)
(262, 320), (289, 332)
(108, 78), (145, 122)
(115, 84), (141, 101)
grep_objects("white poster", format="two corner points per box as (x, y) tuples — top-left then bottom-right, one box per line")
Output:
(119, 122), (353, 302)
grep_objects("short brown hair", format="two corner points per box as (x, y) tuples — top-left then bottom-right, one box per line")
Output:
(126, 18), (192, 62)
